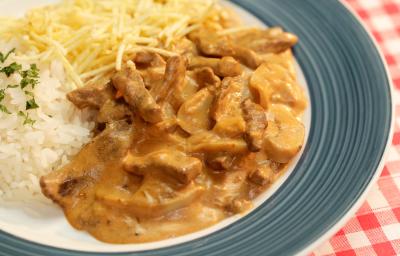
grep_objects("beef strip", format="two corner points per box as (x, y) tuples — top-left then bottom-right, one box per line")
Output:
(134, 51), (166, 69)
(134, 51), (166, 91)
(206, 155), (233, 171)
(233, 27), (298, 54)
(192, 67), (221, 89)
(138, 67), (165, 90)
(248, 165), (273, 186)
(150, 56), (186, 104)
(163, 56), (188, 110)
(190, 27), (298, 69)
(67, 82), (114, 109)
(96, 99), (131, 123)
(191, 31), (261, 69)
(188, 56), (242, 77)
(123, 149), (202, 185)
(112, 65), (163, 124)
(230, 46), (262, 69)
(169, 38), (198, 56)
(40, 120), (133, 208)
(241, 99), (267, 152)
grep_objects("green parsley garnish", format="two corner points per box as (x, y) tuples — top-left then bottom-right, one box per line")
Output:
(26, 98), (39, 110)
(21, 64), (39, 89)
(1, 62), (22, 77)
(0, 104), (11, 114)
(0, 89), (5, 102)
(0, 48), (15, 63)
(24, 90), (34, 97)
(0, 49), (41, 125)
(18, 111), (35, 126)
(0, 89), (8, 114)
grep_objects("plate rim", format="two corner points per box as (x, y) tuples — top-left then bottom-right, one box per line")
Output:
(297, 0), (395, 255)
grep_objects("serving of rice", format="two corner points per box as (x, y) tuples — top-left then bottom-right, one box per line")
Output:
(0, 41), (94, 201)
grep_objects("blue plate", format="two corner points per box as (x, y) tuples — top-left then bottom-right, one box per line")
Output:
(0, 0), (393, 255)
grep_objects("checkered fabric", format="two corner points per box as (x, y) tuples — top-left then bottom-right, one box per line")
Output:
(312, 1), (400, 255)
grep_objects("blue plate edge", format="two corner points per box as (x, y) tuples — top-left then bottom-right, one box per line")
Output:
(296, 0), (395, 255)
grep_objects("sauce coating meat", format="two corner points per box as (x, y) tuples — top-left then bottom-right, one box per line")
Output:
(40, 24), (307, 243)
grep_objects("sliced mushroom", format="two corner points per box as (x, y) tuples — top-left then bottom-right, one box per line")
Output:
(97, 177), (204, 218)
(177, 88), (214, 134)
(217, 56), (243, 77)
(263, 105), (305, 163)
(250, 61), (307, 113)
(189, 132), (248, 154)
(249, 63), (273, 109)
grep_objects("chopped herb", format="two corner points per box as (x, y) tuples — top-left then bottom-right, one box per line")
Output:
(20, 77), (29, 89)
(0, 89), (5, 102)
(21, 64), (39, 78)
(0, 104), (11, 114)
(20, 64), (39, 89)
(24, 90), (34, 97)
(26, 98), (39, 110)
(18, 111), (35, 126)
(0, 62), (22, 77)
(21, 77), (38, 89)
(28, 64), (39, 78)
(0, 50), (40, 125)
(0, 48), (15, 63)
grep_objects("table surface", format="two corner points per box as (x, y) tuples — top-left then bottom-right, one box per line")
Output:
(312, 0), (400, 255)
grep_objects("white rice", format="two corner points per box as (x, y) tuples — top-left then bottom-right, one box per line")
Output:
(0, 41), (94, 201)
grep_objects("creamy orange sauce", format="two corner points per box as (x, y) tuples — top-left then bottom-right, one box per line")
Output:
(41, 18), (307, 243)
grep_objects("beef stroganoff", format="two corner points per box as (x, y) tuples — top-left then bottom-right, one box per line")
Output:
(0, 0), (307, 244)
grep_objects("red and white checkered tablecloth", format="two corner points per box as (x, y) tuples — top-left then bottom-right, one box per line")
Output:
(312, 1), (400, 255)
